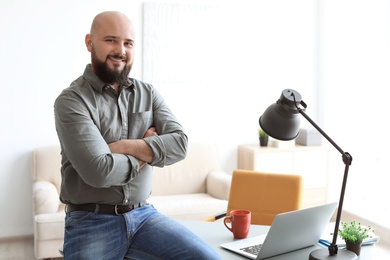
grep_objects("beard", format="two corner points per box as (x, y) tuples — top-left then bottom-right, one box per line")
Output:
(91, 48), (132, 86)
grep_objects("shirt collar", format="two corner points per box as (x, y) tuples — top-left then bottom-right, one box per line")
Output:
(83, 64), (134, 93)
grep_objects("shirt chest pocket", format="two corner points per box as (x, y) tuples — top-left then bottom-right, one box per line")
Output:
(127, 111), (154, 139)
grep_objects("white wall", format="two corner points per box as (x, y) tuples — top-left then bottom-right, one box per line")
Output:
(4, 0), (388, 239)
(323, 0), (390, 228)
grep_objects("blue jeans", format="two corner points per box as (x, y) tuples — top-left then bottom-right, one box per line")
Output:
(63, 204), (221, 259)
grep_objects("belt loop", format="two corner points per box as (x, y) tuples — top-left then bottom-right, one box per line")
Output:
(94, 204), (100, 214)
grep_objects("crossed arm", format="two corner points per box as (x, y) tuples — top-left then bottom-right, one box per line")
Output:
(108, 127), (158, 167)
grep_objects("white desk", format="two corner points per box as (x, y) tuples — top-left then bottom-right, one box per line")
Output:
(179, 220), (377, 259)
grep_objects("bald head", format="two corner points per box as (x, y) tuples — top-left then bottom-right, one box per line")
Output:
(90, 11), (135, 39)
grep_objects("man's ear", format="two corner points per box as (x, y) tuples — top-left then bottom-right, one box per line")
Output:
(85, 34), (92, 52)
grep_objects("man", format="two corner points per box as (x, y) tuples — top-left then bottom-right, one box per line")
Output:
(54, 11), (221, 259)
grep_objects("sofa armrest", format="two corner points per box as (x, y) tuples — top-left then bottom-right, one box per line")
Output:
(32, 180), (60, 216)
(206, 170), (231, 200)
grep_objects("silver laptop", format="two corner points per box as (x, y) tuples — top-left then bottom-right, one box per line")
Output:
(220, 202), (337, 259)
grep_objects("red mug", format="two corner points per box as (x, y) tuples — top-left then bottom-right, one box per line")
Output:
(224, 209), (251, 239)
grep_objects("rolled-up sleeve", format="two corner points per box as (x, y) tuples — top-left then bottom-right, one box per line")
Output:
(142, 87), (188, 167)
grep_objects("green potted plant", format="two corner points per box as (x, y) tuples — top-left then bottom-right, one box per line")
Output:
(338, 220), (374, 255)
(258, 128), (269, 147)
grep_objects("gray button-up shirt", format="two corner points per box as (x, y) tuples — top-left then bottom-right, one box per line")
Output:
(54, 64), (188, 205)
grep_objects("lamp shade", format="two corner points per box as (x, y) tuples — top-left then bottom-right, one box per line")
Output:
(259, 89), (303, 140)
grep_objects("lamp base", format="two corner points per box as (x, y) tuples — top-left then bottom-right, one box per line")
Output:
(309, 248), (357, 260)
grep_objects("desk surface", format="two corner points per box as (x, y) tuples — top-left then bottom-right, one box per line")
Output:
(179, 220), (377, 259)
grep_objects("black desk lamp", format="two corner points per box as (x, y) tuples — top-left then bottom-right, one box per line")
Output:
(259, 89), (357, 260)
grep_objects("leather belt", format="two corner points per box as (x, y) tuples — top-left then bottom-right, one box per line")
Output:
(66, 201), (147, 215)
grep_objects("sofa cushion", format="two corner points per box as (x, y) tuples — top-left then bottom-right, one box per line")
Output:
(152, 142), (221, 195)
(148, 193), (227, 220)
(206, 170), (231, 200)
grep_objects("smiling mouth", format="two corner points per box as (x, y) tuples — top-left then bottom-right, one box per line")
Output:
(108, 55), (127, 63)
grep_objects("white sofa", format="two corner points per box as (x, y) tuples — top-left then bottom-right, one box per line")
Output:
(32, 141), (231, 259)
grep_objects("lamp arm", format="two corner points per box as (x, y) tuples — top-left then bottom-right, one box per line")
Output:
(298, 109), (344, 155)
(298, 108), (353, 256)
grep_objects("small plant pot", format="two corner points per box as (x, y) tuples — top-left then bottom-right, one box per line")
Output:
(346, 241), (362, 256)
(259, 136), (269, 147)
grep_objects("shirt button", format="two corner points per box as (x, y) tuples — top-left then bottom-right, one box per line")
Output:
(124, 199), (128, 203)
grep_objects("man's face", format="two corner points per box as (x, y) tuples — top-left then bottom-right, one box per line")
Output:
(86, 14), (135, 86)
(91, 45), (132, 86)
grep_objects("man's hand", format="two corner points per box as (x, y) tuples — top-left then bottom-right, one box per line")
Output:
(144, 127), (158, 138)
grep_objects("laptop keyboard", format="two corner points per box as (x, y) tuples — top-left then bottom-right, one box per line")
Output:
(240, 244), (263, 256)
